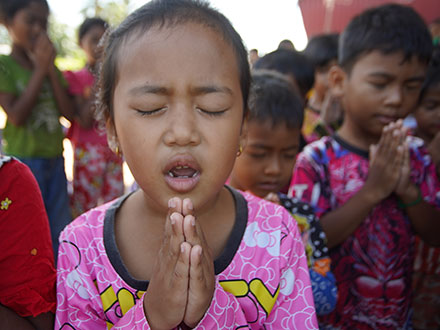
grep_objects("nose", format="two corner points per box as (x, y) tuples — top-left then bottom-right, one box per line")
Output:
(264, 155), (281, 176)
(163, 105), (201, 147)
(385, 86), (403, 108)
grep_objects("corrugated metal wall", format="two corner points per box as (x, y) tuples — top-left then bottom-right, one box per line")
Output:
(299, 0), (440, 38)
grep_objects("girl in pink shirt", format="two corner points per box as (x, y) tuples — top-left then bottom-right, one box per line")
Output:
(55, 1), (318, 329)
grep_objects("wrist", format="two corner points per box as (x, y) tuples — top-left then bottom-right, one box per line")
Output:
(397, 185), (422, 209)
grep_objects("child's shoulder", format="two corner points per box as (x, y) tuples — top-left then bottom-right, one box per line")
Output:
(60, 198), (119, 244)
(237, 189), (299, 234)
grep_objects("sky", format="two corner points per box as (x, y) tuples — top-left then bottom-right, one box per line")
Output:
(47, 0), (308, 54)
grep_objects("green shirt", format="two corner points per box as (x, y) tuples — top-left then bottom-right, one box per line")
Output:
(0, 55), (65, 158)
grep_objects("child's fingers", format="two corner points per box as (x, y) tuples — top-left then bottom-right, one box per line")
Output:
(183, 214), (199, 246)
(182, 198), (194, 217)
(174, 242), (191, 280)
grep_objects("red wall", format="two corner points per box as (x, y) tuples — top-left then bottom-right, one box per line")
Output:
(299, 0), (440, 38)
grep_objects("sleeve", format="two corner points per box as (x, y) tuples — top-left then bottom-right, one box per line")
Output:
(55, 229), (152, 330)
(0, 159), (56, 317)
(305, 212), (337, 316)
(0, 56), (17, 94)
(289, 151), (332, 218)
(264, 210), (318, 329)
(411, 142), (440, 209)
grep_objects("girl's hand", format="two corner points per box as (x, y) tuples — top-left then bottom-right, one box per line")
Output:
(181, 199), (215, 328)
(395, 139), (415, 199)
(427, 131), (440, 169)
(365, 121), (405, 202)
(143, 198), (189, 330)
(30, 32), (55, 73)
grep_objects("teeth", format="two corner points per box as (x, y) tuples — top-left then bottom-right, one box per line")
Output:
(175, 166), (189, 170)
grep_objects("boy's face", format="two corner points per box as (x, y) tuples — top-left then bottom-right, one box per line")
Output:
(334, 51), (426, 143)
(80, 25), (106, 66)
(314, 59), (337, 101)
(229, 121), (300, 198)
(110, 23), (245, 213)
(415, 83), (440, 140)
(7, 1), (48, 52)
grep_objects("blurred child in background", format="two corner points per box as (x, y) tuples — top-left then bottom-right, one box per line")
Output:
(303, 33), (343, 143)
(64, 17), (124, 218)
(229, 70), (337, 317)
(290, 4), (440, 328)
(0, 0), (74, 257)
(412, 56), (440, 330)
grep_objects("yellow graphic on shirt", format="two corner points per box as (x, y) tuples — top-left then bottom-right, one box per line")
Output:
(220, 279), (280, 316)
(99, 279), (278, 329)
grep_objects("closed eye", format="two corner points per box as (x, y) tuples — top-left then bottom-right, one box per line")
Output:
(135, 108), (166, 116)
(197, 108), (228, 117)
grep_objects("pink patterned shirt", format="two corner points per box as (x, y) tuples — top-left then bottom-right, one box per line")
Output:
(56, 187), (318, 329)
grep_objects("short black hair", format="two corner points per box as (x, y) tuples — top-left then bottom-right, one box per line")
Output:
(304, 33), (339, 69)
(339, 4), (433, 73)
(248, 70), (304, 130)
(96, 0), (250, 124)
(78, 17), (108, 44)
(419, 49), (440, 102)
(0, 0), (48, 24)
(253, 49), (314, 98)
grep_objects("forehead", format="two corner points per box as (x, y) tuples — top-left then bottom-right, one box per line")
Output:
(16, 1), (48, 18)
(247, 121), (300, 145)
(115, 22), (240, 88)
(350, 50), (427, 78)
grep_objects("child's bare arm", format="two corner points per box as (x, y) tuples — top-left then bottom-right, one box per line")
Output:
(395, 141), (440, 246)
(0, 34), (52, 126)
(73, 95), (95, 129)
(45, 35), (75, 122)
(321, 123), (404, 248)
(143, 197), (189, 329)
(0, 304), (35, 330)
(427, 131), (440, 177)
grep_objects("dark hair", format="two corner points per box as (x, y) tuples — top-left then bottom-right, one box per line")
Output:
(304, 33), (339, 69)
(78, 17), (108, 44)
(0, 0), (48, 24)
(339, 4), (433, 73)
(248, 70), (304, 130)
(278, 39), (295, 50)
(254, 49), (314, 99)
(419, 49), (440, 102)
(96, 0), (250, 123)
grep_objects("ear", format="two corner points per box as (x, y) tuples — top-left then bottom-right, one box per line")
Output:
(239, 116), (248, 152)
(106, 117), (119, 153)
(328, 65), (347, 99)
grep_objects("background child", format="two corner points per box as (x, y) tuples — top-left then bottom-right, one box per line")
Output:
(229, 70), (337, 317)
(0, 0), (74, 257)
(0, 155), (56, 330)
(289, 4), (440, 329)
(303, 33), (343, 143)
(55, 1), (318, 329)
(64, 17), (124, 218)
(412, 58), (440, 330)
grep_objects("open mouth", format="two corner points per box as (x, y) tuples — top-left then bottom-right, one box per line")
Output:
(168, 165), (199, 179)
(164, 156), (201, 193)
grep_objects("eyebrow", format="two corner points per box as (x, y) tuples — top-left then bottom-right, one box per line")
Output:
(368, 72), (425, 82)
(128, 84), (233, 97)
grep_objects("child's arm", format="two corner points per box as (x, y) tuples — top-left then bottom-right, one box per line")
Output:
(73, 96), (95, 129)
(427, 131), (440, 177)
(45, 36), (75, 122)
(394, 141), (440, 246)
(0, 34), (52, 126)
(319, 124), (405, 247)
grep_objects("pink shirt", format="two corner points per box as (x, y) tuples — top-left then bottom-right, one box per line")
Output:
(63, 68), (107, 146)
(56, 188), (318, 329)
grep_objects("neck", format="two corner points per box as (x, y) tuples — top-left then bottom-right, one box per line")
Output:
(10, 44), (32, 68)
(337, 119), (379, 151)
